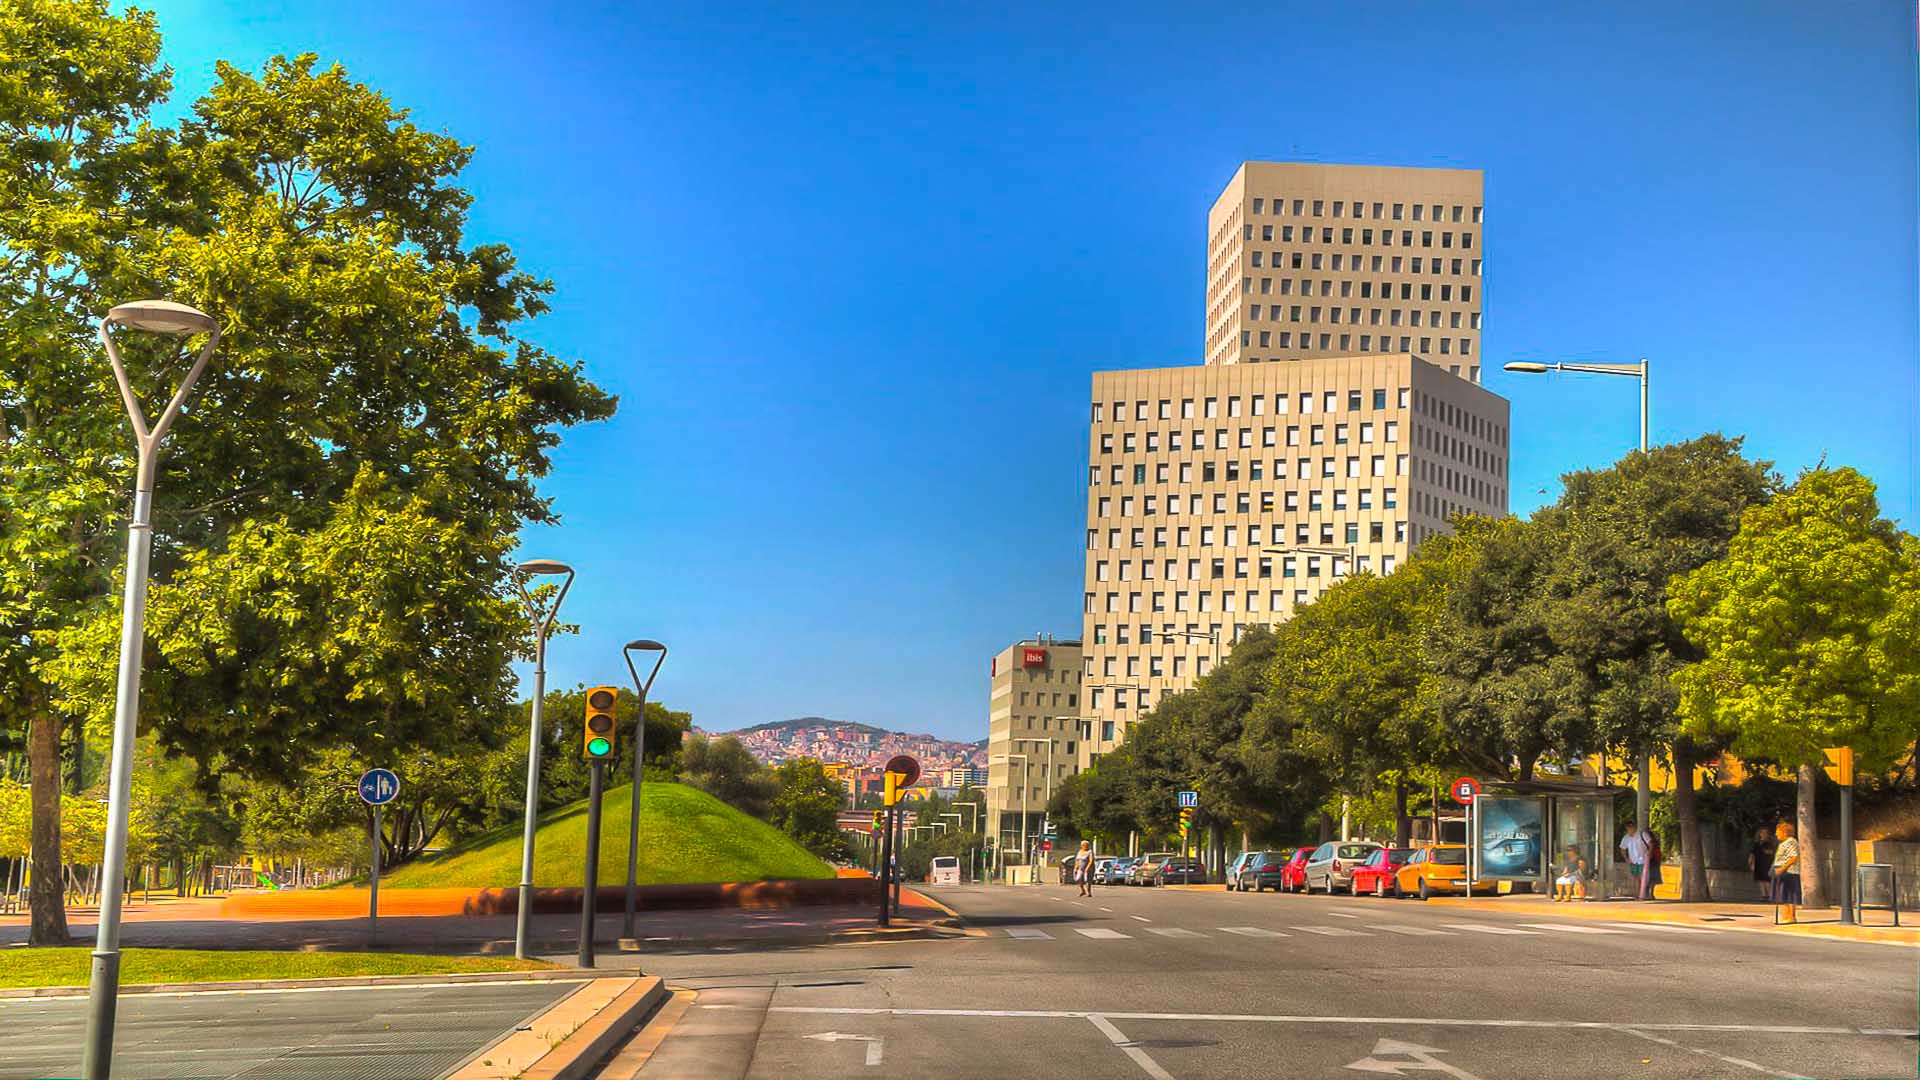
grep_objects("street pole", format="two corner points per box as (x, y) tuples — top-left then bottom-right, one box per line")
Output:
(891, 805), (904, 910)
(513, 561), (574, 961)
(877, 804), (893, 927)
(1636, 358), (1652, 835)
(1840, 783), (1855, 925)
(579, 758), (605, 967)
(368, 805), (381, 948)
(86, 301), (220, 1080)
(621, 641), (667, 943)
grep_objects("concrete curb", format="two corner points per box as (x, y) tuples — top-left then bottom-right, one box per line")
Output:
(1421, 895), (1920, 947)
(446, 975), (667, 1080)
(607, 920), (972, 953)
(0, 966), (608, 1000)
(595, 987), (698, 1080)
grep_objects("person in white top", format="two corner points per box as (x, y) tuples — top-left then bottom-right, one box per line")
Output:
(1770, 822), (1802, 924)
(1073, 841), (1096, 897)
(1619, 823), (1651, 900)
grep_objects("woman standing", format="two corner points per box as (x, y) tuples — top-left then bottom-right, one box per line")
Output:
(1770, 822), (1801, 924)
(1749, 826), (1777, 901)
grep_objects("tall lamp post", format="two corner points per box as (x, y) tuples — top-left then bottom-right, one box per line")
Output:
(512, 559), (574, 960)
(991, 754), (1029, 877)
(1504, 357), (1651, 829)
(1012, 736), (1059, 865)
(619, 639), (668, 944)
(1162, 628), (1223, 675)
(85, 300), (221, 1080)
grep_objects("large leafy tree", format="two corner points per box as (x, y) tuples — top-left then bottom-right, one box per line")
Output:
(1668, 467), (1920, 908)
(1544, 435), (1775, 900)
(2, 3), (613, 942)
(767, 759), (848, 859)
(678, 734), (778, 819)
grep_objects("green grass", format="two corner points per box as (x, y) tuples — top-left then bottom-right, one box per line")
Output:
(380, 780), (834, 889)
(0, 948), (550, 989)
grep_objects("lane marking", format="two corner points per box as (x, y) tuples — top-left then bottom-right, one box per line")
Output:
(1005, 928), (1053, 940)
(1144, 928), (1207, 938)
(1441, 923), (1537, 935)
(1130, 915), (1153, 923)
(761, 1005), (1913, 1037)
(1327, 912), (1361, 919)
(1602, 921), (1720, 935)
(1075, 928), (1131, 939)
(1088, 1013), (1175, 1080)
(1520, 922), (1628, 935)
(1099, 907), (1115, 912)
(1217, 926), (1289, 938)
(1294, 926), (1371, 936)
(1617, 1026), (1795, 1078)
(1369, 924), (1455, 936)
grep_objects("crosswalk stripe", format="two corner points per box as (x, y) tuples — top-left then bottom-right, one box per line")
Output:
(1145, 927), (1208, 938)
(1005, 928), (1053, 940)
(1293, 926), (1372, 936)
(1129, 915), (1152, 922)
(1368, 924), (1454, 936)
(1520, 922), (1628, 935)
(1075, 928), (1132, 939)
(1441, 923), (1538, 935)
(1217, 926), (1290, 938)
(1602, 922), (1720, 935)
(1326, 912), (1361, 919)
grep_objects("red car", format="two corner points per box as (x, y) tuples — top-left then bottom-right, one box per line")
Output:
(1348, 847), (1417, 897)
(1275, 846), (1316, 892)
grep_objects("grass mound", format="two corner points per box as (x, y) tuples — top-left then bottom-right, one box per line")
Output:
(381, 780), (833, 889)
(0, 949), (547, 989)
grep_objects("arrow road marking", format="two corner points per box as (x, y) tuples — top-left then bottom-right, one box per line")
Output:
(1088, 1014), (1175, 1080)
(806, 1031), (884, 1066)
(1346, 1037), (1484, 1080)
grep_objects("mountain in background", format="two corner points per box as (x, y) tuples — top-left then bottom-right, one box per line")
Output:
(692, 716), (988, 771)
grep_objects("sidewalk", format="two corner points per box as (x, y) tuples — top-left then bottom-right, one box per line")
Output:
(1423, 893), (1918, 946)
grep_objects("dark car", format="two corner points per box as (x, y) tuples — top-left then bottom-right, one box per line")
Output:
(1236, 850), (1290, 892)
(1101, 857), (1140, 885)
(1273, 846), (1316, 892)
(1152, 856), (1208, 885)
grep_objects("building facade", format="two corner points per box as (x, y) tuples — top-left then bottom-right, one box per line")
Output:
(983, 636), (1083, 855)
(1205, 162), (1485, 374)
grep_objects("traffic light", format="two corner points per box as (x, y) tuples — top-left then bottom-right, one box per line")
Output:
(1178, 807), (1194, 835)
(872, 809), (885, 832)
(1823, 746), (1855, 787)
(583, 685), (619, 760)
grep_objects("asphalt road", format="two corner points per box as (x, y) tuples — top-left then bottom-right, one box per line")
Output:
(0, 978), (580, 1080)
(631, 882), (1919, 1080)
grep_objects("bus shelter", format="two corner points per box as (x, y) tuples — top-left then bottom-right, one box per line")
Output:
(1470, 780), (1632, 899)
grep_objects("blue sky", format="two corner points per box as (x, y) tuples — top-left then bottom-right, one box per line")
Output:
(149, 2), (1917, 740)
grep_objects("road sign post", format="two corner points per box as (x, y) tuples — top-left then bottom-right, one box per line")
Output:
(358, 769), (400, 947)
(1827, 747), (1855, 925)
(1451, 777), (1478, 900)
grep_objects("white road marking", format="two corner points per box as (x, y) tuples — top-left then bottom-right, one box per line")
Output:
(1005, 928), (1053, 940)
(1294, 926), (1372, 936)
(1520, 922), (1628, 935)
(1145, 927), (1207, 938)
(1330, 908), (1371, 916)
(804, 1031), (884, 1066)
(761, 1005), (1912, 1038)
(1618, 1026), (1795, 1078)
(1217, 926), (1289, 938)
(1369, 924), (1455, 936)
(1075, 927), (1131, 939)
(1348, 1036), (1485, 1080)
(1099, 906), (1115, 912)
(1130, 915), (1153, 922)
(1441, 923), (1537, 935)
(1602, 921), (1720, 934)
(1327, 912), (1362, 919)
(1088, 1013), (1176, 1080)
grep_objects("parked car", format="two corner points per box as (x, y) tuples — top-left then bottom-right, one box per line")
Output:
(1395, 844), (1474, 899)
(1225, 851), (1258, 890)
(1091, 857), (1117, 884)
(1272, 846), (1315, 892)
(1302, 841), (1383, 893)
(1100, 857), (1139, 885)
(1129, 852), (1175, 885)
(1236, 850), (1290, 892)
(1152, 856), (1207, 885)
(1347, 847), (1416, 896)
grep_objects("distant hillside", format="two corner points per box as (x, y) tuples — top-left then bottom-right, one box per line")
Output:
(693, 716), (987, 770)
(735, 717), (895, 737)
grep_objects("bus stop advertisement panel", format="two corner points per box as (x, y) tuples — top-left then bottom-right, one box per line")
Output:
(1470, 781), (1628, 897)
(1474, 795), (1547, 889)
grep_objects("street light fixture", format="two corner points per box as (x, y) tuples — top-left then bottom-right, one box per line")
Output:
(1264, 544), (1360, 579)
(1161, 628), (1225, 673)
(1503, 356), (1652, 827)
(512, 559), (574, 960)
(86, 300), (221, 1080)
(990, 753), (1029, 875)
(619, 639), (668, 943)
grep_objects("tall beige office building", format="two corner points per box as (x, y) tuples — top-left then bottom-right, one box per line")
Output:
(1206, 162), (1485, 375)
(983, 636), (1082, 854)
(1078, 162), (1509, 766)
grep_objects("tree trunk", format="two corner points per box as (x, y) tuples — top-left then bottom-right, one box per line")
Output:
(27, 706), (71, 945)
(1317, 811), (1333, 844)
(1393, 778), (1411, 847)
(1672, 741), (1709, 902)
(1796, 764), (1827, 908)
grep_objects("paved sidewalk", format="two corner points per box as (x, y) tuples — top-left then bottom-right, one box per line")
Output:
(1423, 893), (1918, 946)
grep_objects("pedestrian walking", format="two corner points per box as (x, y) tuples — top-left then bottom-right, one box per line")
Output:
(1073, 840), (1096, 897)
(1770, 822), (1802, 924)
(1749, 826), (1777, 901)
(1619, 822), (1651, 900)
(1642, 830), (1664, 900)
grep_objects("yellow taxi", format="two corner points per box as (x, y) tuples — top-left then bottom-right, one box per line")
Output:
(1394, 843), (1475, 899)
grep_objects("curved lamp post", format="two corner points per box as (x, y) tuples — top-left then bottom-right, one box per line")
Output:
(512, 559), (574, 960)
(620, 638), (668, 943)
(86, 300), (221, 1080)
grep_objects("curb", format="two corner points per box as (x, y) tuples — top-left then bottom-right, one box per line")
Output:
(0, 966), (606, 1001)
(447, 975), (667, 1080)
(1421, 895), (1920, 948)
(608, 921), (970, 953)
(595, 988), (698, 1080)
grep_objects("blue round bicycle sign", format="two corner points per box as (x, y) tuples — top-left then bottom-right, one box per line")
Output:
(358, 768), (401, 806)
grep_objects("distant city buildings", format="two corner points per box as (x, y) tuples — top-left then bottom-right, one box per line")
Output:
(693, 718), (985, 805)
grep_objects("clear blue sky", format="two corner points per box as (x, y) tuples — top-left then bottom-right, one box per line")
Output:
(149, 2), (1917, 740)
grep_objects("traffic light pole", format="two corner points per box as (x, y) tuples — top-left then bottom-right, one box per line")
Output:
(1840, 784), (1855, 925)
(892, 807), (904, 911)
(579, 758), (605, 967)
(877, 805), (894, 927)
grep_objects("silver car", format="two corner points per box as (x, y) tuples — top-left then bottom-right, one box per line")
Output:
(1302, 841), (1382, 893)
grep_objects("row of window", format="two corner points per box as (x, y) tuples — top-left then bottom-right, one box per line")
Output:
(1087, 515), (1405, 555)
(1091, 453), (1414, 489)
(1091, 543), (1400, 586)
(1095, 387), (1411, 422)
(1099, 420), (1404, 455)
(1245, 305), (1476, 330)
(1249, 225), (1475, 252)
(1252, 197), (1482, 223)
(1241, 330), (1477, 357)
(1100, 483), (1398, 516)
(1246, 274), (1479, 301)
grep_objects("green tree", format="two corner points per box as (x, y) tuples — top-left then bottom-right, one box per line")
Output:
(679, 735), (777, 819)
(1668, 467), (1920, 908)
(1545, 435), (1775, 900)
(768, 759), (848, 859)
(1, 3), (612, 941)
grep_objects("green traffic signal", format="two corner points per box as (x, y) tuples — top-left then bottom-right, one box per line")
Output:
(587, 736), (611, 757)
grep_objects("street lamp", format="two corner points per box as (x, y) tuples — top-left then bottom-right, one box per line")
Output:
(1161, 628), (1224, 674)
(619, 639), (668, 944)
(1265, 544), (1359, 579)
(991, 753), (1029, 875)
(86, 300), (221, 1080)
(1504, 357), (1652, 828)
(512, 559), (574, 960)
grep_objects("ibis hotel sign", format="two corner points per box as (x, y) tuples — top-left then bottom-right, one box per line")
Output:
(1021, 647), (1048, 668)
